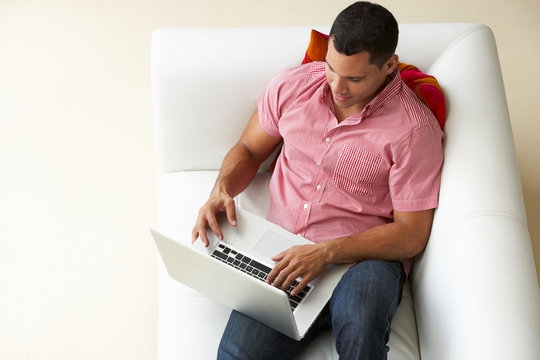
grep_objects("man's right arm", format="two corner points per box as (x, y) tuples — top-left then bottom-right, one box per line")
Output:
(192, 109), (282, 247)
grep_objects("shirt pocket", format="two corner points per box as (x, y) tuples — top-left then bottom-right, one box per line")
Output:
(332, 144), (383, 196)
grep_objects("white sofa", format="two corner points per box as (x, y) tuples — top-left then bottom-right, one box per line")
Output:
(151, 24), (540, 359)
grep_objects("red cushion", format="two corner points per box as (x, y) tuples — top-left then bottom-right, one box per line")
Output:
(302, 30), (329, 65)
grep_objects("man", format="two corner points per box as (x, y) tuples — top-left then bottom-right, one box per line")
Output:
(192, 2), (444, 359)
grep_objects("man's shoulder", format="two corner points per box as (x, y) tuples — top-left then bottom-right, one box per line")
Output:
(393, 80), (440, 128)
(270, 62), (326, 89)
(304, 61), (326, 75)
(282, 61), (326, 77)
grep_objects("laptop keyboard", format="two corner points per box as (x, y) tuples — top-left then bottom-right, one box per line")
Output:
(210, 243), (312, 312)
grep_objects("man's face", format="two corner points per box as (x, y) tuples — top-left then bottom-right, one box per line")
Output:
(325, 38), (397, 116)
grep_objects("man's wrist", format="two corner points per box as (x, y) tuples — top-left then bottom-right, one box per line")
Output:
(318, 240), (338, 265)
(211, 181), (231, 198)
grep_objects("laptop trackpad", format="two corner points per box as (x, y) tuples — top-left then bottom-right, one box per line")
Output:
(254, 231), (299, 259)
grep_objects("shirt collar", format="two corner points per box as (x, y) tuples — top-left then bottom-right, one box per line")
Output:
(320, 67), (403, 123)
(361, 67), (402, 120)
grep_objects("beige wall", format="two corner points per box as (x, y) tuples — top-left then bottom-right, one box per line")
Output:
(1, 0), (538, 358)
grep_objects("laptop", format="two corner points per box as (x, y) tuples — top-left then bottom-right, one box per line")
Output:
(151, 207), (350, 340)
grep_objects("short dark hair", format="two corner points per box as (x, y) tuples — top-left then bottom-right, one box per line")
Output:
(329, 2), (398, 68)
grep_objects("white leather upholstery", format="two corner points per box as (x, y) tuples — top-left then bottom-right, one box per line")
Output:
(151, 24), (540, 359)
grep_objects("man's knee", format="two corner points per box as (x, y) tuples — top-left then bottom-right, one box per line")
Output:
(218, 311), (265, 360)
(218, 310), (302, 360)
(336, 260), (403, 301)
(329, 260), (404, 358)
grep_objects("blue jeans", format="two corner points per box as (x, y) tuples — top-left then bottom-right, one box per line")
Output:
(217, 259), (405, 360)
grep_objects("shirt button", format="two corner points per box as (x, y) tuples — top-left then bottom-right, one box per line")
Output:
(325, 137), (331, 143)
(303, 203), (309, 209)
(316, 184), (322, 190)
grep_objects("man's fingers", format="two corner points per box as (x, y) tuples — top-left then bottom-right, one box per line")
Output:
(191, 227), (199, 244)
(224, 200), (237, 227)
(291, 277), (310, 297)
(192, 208), (218, 247)
(266, 259), (287, 286)
(280, 270), (303, 292)
(191, 227), (197, 244)
(269, 261), (299, 290)
(206, 211), (223, 240)
(269, 262), (310, 296)
(267, 249), (297, 287)
(192, 193), (236, 249)
(192, 222), (210, 247)
(199, 227), (210, 247)
(271, 250), (286, 262)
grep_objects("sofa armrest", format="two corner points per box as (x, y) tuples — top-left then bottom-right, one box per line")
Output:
(412, 25), (540, 359)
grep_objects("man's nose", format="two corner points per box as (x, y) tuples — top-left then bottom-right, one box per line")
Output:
(333, 77), (348, 94)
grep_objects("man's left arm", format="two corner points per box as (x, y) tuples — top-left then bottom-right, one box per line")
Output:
(267, 208), (434, 296)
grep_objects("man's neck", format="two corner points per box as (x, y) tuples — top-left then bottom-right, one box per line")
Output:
(333, 74), (392, 123)
(334, 106), (361, 123)
(333, 97), (372, 123)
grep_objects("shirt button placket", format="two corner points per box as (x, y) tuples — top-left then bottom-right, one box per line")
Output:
(299, 202), (311, 237)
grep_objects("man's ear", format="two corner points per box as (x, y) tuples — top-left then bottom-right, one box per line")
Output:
(384, 54), (399, 75)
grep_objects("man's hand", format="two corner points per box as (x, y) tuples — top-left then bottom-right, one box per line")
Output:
(191, 188), (237, 247)
(266, 243), (331, 296)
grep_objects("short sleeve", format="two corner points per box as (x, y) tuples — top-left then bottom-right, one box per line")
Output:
(389, 124), (444, 211)
(257, 64), (309, 137)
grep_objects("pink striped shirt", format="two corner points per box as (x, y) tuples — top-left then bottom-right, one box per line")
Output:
(257, 62), (444, 271)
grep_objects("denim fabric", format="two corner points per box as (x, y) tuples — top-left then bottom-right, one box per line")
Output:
(217, 259), (405, 360)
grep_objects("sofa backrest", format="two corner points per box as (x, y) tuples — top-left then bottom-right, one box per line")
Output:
(151, 24), (482, 174)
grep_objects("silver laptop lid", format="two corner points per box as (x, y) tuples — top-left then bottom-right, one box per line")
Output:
(151, 228), (301, 339)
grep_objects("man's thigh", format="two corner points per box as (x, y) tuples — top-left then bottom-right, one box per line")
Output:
(328, 260), (405, 358)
